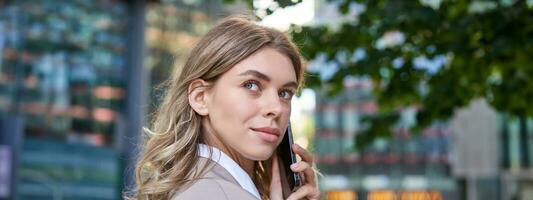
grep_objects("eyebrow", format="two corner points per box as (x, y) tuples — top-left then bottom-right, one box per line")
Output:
(238, 69), (298, 89)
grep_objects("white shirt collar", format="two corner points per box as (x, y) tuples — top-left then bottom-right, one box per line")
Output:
(197, 144), (261, 200)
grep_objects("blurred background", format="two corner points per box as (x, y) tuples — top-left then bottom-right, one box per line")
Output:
(0, 0), (532, 199)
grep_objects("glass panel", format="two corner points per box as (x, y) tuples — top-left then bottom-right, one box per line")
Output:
(509, 117), (521, 171)
(0, 0), (128, 146)
(342, 105), (359, 136)
(323, 104), (338, 130)
(526, 118), (533, 167)
(1, 1), (128, 199)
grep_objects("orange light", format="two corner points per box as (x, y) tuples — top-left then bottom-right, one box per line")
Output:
(93, 86), (124, 100)
(400, 191), (442, 200)
(428, 191), (442, 200)
(93, 108), (116, 122)
(327, 190), (357, 200)
(70, 105), (89, 119)
(368, 190), (396, 200)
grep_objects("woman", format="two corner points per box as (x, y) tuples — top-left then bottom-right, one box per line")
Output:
(130, 16), (320, 200)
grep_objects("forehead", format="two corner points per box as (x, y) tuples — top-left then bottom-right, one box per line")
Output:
(223, 47), (297, 83)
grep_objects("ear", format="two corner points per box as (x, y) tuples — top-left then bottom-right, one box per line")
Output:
(187, 79), (211, 116)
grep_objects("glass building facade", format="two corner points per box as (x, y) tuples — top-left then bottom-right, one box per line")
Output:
(314, 78), (457, 200)
(0, 1), (129, 199)
(0, 0), (128, 145)
(501, 116), (533, 200)
(0, 0), (240, 199)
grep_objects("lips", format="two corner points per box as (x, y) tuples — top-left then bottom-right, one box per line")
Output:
(252, 127), (280, 136)
(251, 127), (280, 143)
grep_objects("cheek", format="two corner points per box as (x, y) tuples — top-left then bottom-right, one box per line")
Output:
(211, 90), (258, 127)
(281, 107), (291, 128)
(285, 107), (291, 119)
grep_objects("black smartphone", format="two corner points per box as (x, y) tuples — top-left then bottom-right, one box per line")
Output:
(276, 122), (302, 193)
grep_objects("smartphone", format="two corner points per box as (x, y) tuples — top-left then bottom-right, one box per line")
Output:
(276, 122), (302, 193)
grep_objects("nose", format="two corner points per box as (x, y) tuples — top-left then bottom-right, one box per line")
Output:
(262, 90), (284, 119)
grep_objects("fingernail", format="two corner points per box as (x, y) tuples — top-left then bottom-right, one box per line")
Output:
(291, 163), (299, 169)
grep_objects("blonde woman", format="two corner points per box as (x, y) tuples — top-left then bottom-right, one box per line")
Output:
(130, 16), (320, 200)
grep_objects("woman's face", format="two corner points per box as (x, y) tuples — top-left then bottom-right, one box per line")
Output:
(203, 47), (297, 161)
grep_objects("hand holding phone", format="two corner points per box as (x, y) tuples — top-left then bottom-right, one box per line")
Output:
(276, 122), (302, 197)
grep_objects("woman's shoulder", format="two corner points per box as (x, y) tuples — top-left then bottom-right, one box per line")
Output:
(170, 158), (259, 200)
(170, 178), (226, 199)
(171, 177), (257, 200)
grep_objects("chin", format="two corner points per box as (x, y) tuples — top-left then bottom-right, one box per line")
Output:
(243, 145), (276, 161)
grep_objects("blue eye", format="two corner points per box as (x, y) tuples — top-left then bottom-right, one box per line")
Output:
(279, 90), (294, 100)
(243, 80), (260, 91)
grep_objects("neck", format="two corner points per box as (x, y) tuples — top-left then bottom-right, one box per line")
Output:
(202, 120), (255, 177)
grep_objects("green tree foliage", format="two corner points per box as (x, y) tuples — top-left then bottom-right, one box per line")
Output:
(246, 0), (533, 147)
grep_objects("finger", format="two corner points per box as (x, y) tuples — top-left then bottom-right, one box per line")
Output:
(299, 171), (306, 184)
(291, 161), (316, 186)
(286, 184), (320, 200)
(290, 161), (310, 173)
(292, 144), (313, 164)
(269, 155), (283, 199)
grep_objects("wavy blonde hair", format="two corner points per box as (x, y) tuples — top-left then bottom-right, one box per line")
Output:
(128, 16), (305, 200)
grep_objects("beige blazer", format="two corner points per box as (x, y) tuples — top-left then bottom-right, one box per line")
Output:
(171, 158), (260, 200)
